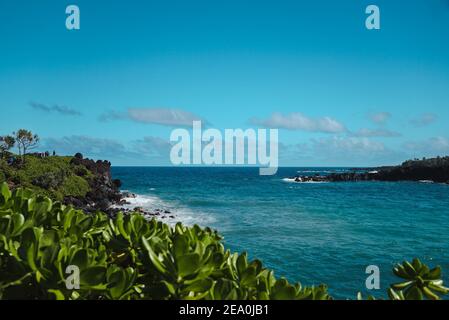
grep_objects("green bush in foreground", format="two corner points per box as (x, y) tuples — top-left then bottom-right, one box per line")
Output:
(0, 182), (448, 300)
(387, 258), (449, 300)
(0, 183), (330, 300)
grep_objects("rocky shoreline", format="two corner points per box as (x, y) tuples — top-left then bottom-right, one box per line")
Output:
(108, 191), (176, 221)
(287, 156), (449, 184)
(64, 153), (176, 220)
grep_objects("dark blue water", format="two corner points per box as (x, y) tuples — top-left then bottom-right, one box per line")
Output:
(112, 167), (449, 299)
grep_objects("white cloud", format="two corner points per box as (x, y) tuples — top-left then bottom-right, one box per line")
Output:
(403, 137), (449, 156)
(98, 110), (127, 122)
(278, 136), (406, 167)
(132, 136), (171, 157)
(99, 108), (207, 127)
(128, 108), (206, 126)
(311, 136), (386, 154)
(350, 128), (401, 138)
(30, 102), (82, 116)
(42, 136), (128, 158)
(410, 113), (437, 127)
(369, 112), (391, 124)
(42, 135), (173, 164)
(250, 112), (346, 133)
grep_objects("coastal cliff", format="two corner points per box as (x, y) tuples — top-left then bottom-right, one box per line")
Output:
(0, 152), (176, 220)
(65, 153), (123, 212)
(0, 152), (123, 213)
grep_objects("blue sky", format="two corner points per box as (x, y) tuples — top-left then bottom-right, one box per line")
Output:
(1, 0), (449, 166)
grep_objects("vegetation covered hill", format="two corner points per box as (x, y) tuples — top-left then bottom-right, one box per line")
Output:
(0, 155), (90, 200)
(1, 129), (121, 212)
(0, 154), (122, 212)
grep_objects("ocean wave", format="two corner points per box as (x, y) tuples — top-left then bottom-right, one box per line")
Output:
(282, 178), (329, 184)
(117, 192), (216, 227)
(172, 206), (216, 226)
(119, 193), (156, 210)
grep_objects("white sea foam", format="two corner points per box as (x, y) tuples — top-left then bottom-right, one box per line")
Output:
(419, 180), (434, 184)
(120, 196), (159, 211)
(300, 181), (329, 184)
(116, 192), (216, 227)
(172, 206), (216, 227)
(282, 178), (328, 184)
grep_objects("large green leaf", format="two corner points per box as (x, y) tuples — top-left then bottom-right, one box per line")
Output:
(141, 236), (167, 275)
(176, 253), (201, 278)
(70, 249), (89, 270)
(80, 266), (107, 287)
(0, 182), (12, 204)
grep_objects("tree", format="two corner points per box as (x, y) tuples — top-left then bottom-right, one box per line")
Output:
(14, 129), (39, 162)
(0, 135), (15, 157)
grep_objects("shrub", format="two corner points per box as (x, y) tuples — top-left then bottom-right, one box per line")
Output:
(0, 155), (92, 201)
(0, 183), (448, 300)
(387, 259), (449, 300)
(74, 166), (88, 177)
(59, 175), (90, 198)
(32, 171), (66, 190)
(0, 183), (331, 300)
(0, 160), (13, 182)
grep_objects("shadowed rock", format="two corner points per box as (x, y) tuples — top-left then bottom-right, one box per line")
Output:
(289, 156), (449, 184)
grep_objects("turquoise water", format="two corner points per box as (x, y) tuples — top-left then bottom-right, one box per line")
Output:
(112, 167), (449, 299)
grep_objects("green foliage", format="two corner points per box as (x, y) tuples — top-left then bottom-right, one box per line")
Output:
(1, 183), (447, 300)
(358, 259), (449, 301)
(14, 129), (39, 161)
(0, 183), (331, 300)
(402, 156), (449, 168)
(59, 175), (90, 198)
(0, 135), (15, 156)
(388, 258), (449, 300)
(0, 156), (91, 201)
(0, 160), (14, 184)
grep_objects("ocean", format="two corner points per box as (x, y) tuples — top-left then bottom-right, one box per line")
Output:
(111, 167), (449, 299)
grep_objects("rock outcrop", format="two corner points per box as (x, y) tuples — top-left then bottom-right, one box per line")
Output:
(65, 153), (122, 213)
(289, 156), (449, 184)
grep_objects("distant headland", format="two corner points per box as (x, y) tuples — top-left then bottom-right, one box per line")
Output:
(287, 156), (449, 184)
